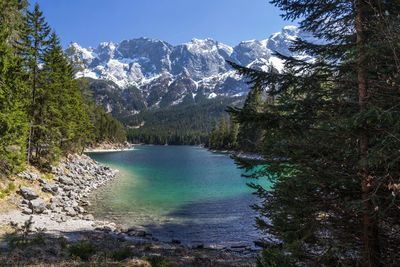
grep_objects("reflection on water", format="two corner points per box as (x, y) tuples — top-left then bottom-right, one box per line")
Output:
(86, 146), (269, 247)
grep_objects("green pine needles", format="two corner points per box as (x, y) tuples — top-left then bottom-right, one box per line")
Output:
(229, 0), (400, 266)
(0, 1), (126, 175)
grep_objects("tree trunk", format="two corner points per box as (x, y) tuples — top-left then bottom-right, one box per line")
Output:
(26, 63), (36, 164)
(356, 1), (380, 266)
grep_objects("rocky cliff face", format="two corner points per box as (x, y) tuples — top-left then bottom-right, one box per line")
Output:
(68, 25), (311, 114)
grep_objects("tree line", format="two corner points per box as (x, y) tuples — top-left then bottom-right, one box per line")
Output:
(208, 86), (268, 152)
(228, 0), (400, 266)
(126, 96), (244, 145)
(0, 1), (125, 177)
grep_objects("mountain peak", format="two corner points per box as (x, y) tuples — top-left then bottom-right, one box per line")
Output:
(69, 25), (306, 108)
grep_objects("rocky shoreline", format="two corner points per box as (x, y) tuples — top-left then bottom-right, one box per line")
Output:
(0, 154), (125, 235)
(209, 149), (265, 161)
(0, 153), (260, 265)
(1, 153), (174, 241)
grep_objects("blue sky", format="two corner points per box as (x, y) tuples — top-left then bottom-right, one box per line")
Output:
(30, 0), (296, 48)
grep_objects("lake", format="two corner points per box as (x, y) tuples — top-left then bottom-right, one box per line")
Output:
(86, 145), (269, 248)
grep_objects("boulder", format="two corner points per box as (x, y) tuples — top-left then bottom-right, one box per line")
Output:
(21, 207), (33, 214)
(42, 184), (56, 194)
(18, 172), (37, 181)
(136, 230), (146, 237)
(80, 200), (90, 206)
(29, 199), (47, 214)
(64, 206), (76, 217)
(59, 176), (74, 185)
(75, 206), (85, 214)
(51, 166), (58, 174)
(83, 214), (94, 221)
(52, 213), (67, 223)
(50, 184), (59, 193)
(30, 173), (38, 180)
(102, 226), (113, 232)
(46, 203), (57, 211)
(38, 178), (47, 184)
(19, 186), (39, 200)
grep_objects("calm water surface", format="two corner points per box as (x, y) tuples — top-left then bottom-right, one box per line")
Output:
(86, 145), (269, 247)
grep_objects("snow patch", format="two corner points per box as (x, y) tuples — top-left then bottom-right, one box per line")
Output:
(208, 93), (217, 99)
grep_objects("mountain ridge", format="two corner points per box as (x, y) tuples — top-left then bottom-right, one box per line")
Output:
(68, 25), (310, 114)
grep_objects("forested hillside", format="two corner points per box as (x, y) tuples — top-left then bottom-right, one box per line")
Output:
(0, 1), (125, 177)
(125, 96), (245, 145)
(208, 84), (267, 152)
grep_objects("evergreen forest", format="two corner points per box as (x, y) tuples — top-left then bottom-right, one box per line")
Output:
(0, 1), (126, 177)
(125, 96), (244, 145)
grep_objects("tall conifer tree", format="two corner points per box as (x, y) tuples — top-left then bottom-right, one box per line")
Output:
(41, 32), (92, 158)
(229, 0), (400, 265)
(0, 0), (29, 176)
(21, 3), (51, 163)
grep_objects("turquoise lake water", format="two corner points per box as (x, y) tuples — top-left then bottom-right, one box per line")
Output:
(87, 145), (269, 247)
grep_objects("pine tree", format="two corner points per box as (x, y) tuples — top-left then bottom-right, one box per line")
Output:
(229, 0), (400, 265)
(21, 2), (51, 164)
(41, 32), (92, 158)
(0, 0), (28, 49)
(0, 0), (29, 176)
(218, 114), (227, 148)
(228, 122), (239, 149)
(231, 86), (264, 152)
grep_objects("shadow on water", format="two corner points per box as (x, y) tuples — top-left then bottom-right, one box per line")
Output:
(0, 219), (259, 266)
(136, 193), (262, 248)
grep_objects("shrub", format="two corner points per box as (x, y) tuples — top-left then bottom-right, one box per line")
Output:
(8, 217), (44, 249)
(145, 255), (175, 267)
(256, 247), (294, 267)
(30, 234), (46, 246)
(111, 247), (137, 261)
(8, 182), (15, 191)
(69, 241), (97, 261)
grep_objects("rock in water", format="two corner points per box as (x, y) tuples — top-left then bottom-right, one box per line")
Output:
(19, 186), (39, 200)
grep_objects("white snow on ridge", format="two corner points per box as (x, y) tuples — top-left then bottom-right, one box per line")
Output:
(269, 57), (285, 72)
(208, 93), (217, 99)
(68, 25), (311, 97)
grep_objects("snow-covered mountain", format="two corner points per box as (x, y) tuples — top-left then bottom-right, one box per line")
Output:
(68, 25), (310, 113)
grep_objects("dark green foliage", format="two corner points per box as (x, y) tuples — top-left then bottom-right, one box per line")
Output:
(208, 85), (263, 152)
(69, 241), (97, 261)
(235, 87), (264, 152)
(0, 2), (126, 175)
(91, 105), (126, 144)
(145, 255), (175, 267)
(0, 0), (29, 177)
(208, 114), (240, 150)
(20, 2), (51, 164)
(126, 96), (244, 145)
(228, 0), (400, 265)
(256, 247), (294, 267)
(110, 247), (137, 261)
(37, 32), (91, 159)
